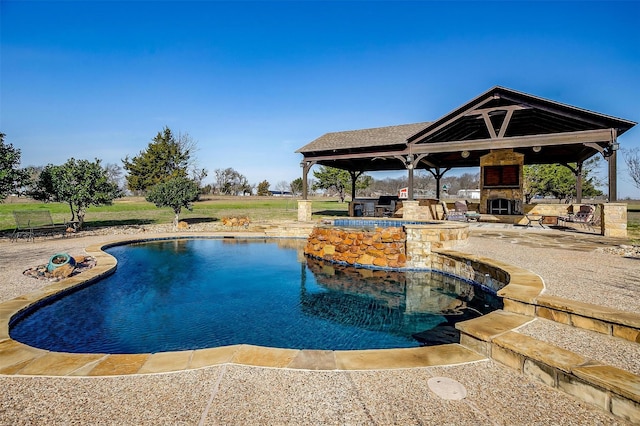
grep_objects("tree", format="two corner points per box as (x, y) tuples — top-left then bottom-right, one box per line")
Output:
(214, 167), (250, 195)
(122, 127), (192, 192)
(290, 177), (303, 196)
(30, 158), (122, 228)
(623, 148), (640, 192)
(312, 167), (348, 201)
(276, 180), (290, 194)
(191, 167), (208, 190)
(523, 161), (603, 202)
(0, 133), (30, 200)
(104, 163), (124, 190)
(146, 176), (200, 228)
(457, 172), (480, 190)
(312, 166), (370, 202)
(257, 180), (271, 196)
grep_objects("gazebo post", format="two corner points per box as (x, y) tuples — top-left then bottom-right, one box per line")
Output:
(407, 168), (414, 200)
(300, 160), (314, 200)
(348, 170), (363, 201)
(427, 167), (451, 200)
(576, 162), (583, 204)
(405, 154), (415, 200)
(608, 149), (617, 202)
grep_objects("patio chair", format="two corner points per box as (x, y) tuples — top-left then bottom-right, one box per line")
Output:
(445, 200), (469, 221)
(558, 205), (599, 230)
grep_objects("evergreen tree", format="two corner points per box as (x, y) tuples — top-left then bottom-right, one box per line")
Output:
(257, 180), (271, 196)
(312, 166), (370, 202)
(123, 127), (191, 192)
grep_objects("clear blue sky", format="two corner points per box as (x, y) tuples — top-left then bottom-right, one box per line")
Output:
(2, 1), (639, 197)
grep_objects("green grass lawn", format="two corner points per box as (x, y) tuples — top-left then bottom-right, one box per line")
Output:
(1, 196), (639, 243)
(627, 201), (640, 244)
(0, 196), (349, 234)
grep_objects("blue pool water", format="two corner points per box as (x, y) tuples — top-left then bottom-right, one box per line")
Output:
(10, 238), (501, 354)
(332, 218), (430, 228)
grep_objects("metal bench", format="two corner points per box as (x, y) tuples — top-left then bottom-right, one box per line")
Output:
(558, 205), (600, 231)
(11, 210), (69, 242)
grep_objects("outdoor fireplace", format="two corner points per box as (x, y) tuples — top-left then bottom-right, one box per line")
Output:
(487, 198), (521, 215)
(479, 150), (525, 215)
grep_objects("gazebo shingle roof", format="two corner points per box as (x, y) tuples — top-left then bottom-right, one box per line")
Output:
(296, 86), (636, 201)
(296, 122), (431, 153)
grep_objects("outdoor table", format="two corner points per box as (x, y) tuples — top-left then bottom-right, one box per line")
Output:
(524, 214), (545, 228)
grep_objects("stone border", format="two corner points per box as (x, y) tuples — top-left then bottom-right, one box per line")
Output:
(0, 233), (486, 377)
(435, 248), (640, 342)
(434, 249), (640, 423)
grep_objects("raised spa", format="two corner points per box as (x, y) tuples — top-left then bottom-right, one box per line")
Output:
(10, 238), (502, 354)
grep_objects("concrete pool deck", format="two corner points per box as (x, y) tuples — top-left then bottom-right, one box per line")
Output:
(0, 223), (638, 424)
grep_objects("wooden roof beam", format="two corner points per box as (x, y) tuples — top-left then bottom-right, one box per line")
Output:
(302, 149), (405, 162)
(410, 128), (615, 155)
(302, 128), (614, 164)
(464, 104), (528, 117)
(498, 91), (635, 130)
(408, 96), (495, 144)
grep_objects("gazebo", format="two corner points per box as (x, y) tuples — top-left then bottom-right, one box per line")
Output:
(296, 86), (636, 214)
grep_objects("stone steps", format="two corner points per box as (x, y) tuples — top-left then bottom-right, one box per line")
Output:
(456, 310), (640, 423)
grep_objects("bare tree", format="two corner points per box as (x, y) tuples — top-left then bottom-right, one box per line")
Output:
(623, 148), (640, 191)
(457, 172), (480, 190)
(276, 180), (290, 194)
(190, 168), (208, 189)
(214, 167), (250, 195)
(104, 163), (124, 190)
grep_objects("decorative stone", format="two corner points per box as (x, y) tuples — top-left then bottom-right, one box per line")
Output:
(322, 245), (335, 255)
(221, 216), (250, 227)
(372, 257), (388, 267)
(52, 263), (75, 279)
(23, 256), (96, 282)
(356, 254), (374, 265)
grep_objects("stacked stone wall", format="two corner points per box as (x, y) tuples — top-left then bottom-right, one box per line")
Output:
(601, 203), (627, 238)
(304, 222), (469, 270)
(304, 226), (407, 268)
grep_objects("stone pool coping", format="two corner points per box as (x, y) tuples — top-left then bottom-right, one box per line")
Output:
(435, 248), (640, 422)
(0, 234), (488, 376)
(0, 233), (638, 422)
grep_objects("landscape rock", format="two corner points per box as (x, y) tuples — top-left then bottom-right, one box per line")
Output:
(305, 226), (406, 268)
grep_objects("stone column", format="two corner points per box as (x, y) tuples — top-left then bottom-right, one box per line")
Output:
(401, 200), (420, 220)
(405, 226), (432, 270)
(297, 200), (313, 222)
(601, 203), (627, 238)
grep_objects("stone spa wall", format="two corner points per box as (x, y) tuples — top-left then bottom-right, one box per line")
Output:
(304, 226), (407, 268)
(304, 221), (469, 270)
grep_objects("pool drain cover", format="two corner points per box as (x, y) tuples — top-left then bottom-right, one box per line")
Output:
(427, 377), (467, 400)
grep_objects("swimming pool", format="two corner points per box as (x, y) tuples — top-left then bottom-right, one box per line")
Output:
(10, 238), (502, 354)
